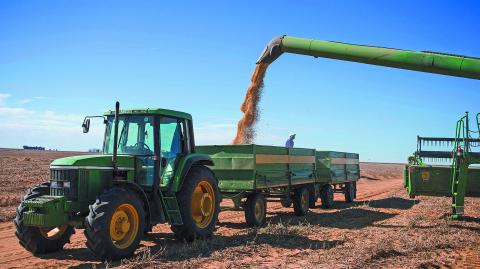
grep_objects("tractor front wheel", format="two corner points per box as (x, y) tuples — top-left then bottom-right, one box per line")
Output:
(84, 187), (145, 260)
(15, 182), (75, 254)
(172, 166), (220, 242)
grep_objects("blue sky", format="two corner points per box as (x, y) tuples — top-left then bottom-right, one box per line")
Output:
(0, 1), (479, 162)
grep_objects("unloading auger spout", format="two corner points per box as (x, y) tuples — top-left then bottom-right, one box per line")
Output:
(257, 35), (480, 79)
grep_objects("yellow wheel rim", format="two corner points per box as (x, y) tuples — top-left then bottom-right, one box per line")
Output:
(192, 180), (215, 229)
(109, 203), (139, 249)
(254, 198), (265, 222)
(39, 225), (68, 240)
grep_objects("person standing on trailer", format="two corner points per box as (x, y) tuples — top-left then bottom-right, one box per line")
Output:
(285, 134), (296, 148)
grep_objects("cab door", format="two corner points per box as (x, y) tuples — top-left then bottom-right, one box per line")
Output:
(159, 117), (187, 187)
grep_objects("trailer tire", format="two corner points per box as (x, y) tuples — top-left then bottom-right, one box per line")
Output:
(308, 185), (317, 208)
(320, 185), (334, 209)
(293, 187), (309, 216)
(172, 166), (220, 242)
(344, 182), (355, 203)
(280, 197), (292, 208)
(15, 182), (75, 254)
(85, 187), (145, 260)
(244, 193), (267, 227)
(353, 181), (357, 199)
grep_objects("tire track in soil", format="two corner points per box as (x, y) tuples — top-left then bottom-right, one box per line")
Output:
(0, 176), (402, 268)
(450, 247), (480, 269)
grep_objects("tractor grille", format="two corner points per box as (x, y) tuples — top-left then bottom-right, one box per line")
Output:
(50, 169), (78, 200)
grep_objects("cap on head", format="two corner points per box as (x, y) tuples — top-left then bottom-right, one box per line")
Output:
(290, 134), (296, 139)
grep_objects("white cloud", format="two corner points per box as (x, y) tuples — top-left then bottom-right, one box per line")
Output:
(0, 93), (104, 150)
(194, 122), (237, 145)
(0, 93), (11, 106)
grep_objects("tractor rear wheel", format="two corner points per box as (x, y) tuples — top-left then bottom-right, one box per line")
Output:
(244, 193), (267, 227)
(15, 182), (75, 254)
(172, 166), (220, 242)
(344, 182), (356, 203)
(320, 184), (334, 209)
(293, 187), (309, 216)
(84, 187), (145, 260)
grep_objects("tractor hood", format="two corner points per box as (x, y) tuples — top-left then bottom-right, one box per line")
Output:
(50, 154), (135, 169)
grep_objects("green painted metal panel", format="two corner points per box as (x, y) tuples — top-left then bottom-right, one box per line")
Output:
(51, 155), (134, 167)
(196, 144), (316, 192)
(280, 36), (480, 80)
(104, 108), (192, 120)
(169, 153), (213, 192)
(407, 165), (480, 197)
(316, 151), (359, 183)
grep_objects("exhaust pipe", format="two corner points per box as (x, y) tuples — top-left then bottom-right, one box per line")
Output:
(112, 101), (120, 176)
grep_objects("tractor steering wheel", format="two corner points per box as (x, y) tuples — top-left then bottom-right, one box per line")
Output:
(134, 141), (151, 153)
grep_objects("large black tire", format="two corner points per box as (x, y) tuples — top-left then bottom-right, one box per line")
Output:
(84, 187), (145, 260)
(344, 182), (356, 203)
(244, 193), (267, 227)
(280, 197), (292, 208)
(293, 187), (309, 216)
(171, 166), (220, 242)
(308, 185), (317, 208)
(15, 182), (75, 254)
(353, 181), (357, 199)
(320, 184), (334, 209)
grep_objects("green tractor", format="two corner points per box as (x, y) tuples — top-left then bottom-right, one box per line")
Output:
(15, 102), (221, 260)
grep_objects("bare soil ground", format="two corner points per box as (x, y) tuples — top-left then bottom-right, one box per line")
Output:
(0, 149), (479, 268)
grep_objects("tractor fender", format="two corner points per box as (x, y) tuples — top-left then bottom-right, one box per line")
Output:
(170, 153), (215, 192)
(114, 181), (151, 225)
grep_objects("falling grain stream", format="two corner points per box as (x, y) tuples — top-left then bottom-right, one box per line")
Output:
(233, 63), (269, 144)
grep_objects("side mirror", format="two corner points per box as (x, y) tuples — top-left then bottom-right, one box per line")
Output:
(82, 118), (91, 133)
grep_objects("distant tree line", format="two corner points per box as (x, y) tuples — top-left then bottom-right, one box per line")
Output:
(23, 146), (45, 150)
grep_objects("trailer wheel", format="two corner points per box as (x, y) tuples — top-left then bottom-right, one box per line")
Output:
(320, 185), (334, 209)
(344, 182), (355, 203)
(244, 193), (267, 227)
(280, 197), (292, 208)
(15, 182), (75, 254)
(172, 166), (220, 242)
(308, 185), (317, 208)
(353, 181), (357, 199)
(293, 187), (309, 216)
(85, 187), (145, 260)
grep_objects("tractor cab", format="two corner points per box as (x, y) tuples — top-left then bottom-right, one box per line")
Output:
(98, 108), (195, 188)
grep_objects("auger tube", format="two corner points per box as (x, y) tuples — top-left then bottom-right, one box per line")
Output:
(257, 36), (480, 79)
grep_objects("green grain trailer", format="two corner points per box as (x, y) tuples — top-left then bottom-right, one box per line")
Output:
(196, 145), (360, 226)
(316, 151), (360, 207)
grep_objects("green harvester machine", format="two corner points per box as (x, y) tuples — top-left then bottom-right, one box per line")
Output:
(405, 112), (480, 219)
(15, 35), (480, 260)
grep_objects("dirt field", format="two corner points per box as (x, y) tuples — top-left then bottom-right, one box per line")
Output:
(0, 149), (479, 268)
